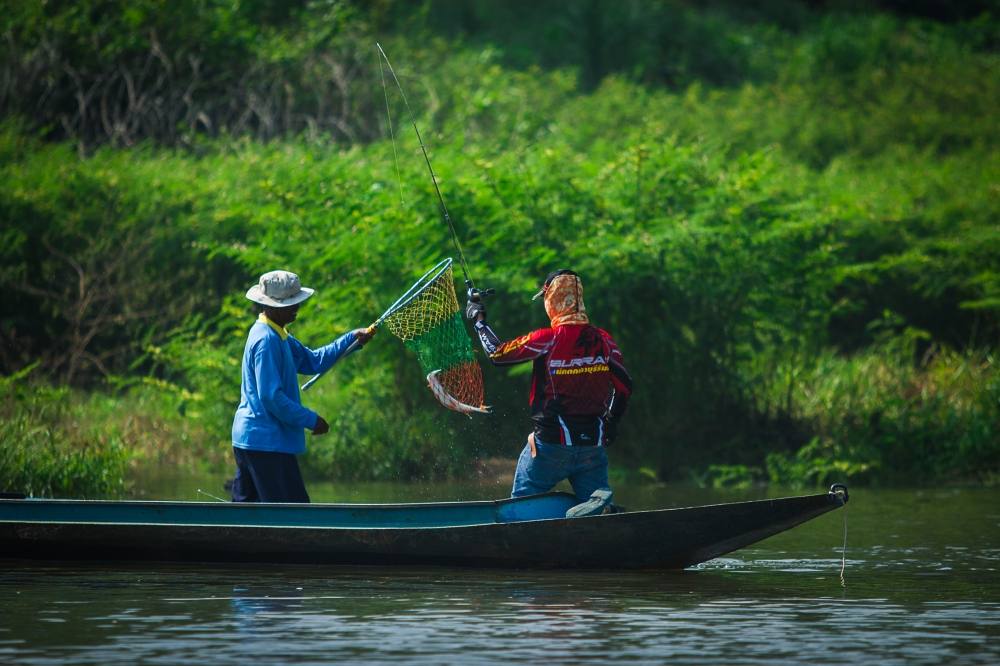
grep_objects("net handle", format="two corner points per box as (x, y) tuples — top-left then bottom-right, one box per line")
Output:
(301, 258), (454, 392)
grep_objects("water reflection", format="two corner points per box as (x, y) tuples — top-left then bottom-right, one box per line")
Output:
(230, 584), (308, 618)
(2, 486), (1000, 664)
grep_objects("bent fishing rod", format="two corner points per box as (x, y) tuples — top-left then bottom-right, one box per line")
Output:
(375, 42), (493, 305)
(303, 46), (493, 392)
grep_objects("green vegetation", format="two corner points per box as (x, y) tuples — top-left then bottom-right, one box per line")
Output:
(1, 1), (997, 496)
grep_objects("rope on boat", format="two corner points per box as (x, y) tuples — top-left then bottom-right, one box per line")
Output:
(197, 489), (227, 502)
(839, 501), (848, 587)
(830, 483), (849, 587)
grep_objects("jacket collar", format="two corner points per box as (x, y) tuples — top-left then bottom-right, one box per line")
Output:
(258, 313), (289, 340)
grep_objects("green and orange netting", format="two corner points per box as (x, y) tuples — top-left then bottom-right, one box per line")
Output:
(382, 260), (490, 415)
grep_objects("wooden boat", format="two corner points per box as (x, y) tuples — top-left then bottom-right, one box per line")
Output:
(0, 485), (848, 569)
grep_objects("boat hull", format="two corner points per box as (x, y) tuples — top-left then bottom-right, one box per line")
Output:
(0, 489), (847, 569)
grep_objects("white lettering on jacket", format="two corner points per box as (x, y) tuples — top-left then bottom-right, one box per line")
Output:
(549, 356), (607, 368)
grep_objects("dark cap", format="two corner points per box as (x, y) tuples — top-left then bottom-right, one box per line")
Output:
(532, 269), (578, 300)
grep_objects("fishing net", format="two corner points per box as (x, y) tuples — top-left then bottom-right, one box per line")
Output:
(383, 259), (489, 415)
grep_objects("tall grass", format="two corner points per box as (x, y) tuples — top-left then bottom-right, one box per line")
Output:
(1, 366), (129, 497)
(760, 345), (1000, 488)
(0, 365), (231, 498)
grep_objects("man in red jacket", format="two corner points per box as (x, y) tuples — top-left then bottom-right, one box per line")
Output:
(467, 269), (632, 516)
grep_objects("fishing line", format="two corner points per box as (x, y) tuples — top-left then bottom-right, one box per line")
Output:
(378, 48), (405, 206)
(375, 42), (476, 289)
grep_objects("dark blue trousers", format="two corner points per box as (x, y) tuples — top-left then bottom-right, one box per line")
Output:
(231, 448), (310, 503)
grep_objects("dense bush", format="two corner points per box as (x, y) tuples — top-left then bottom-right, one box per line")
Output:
(0, 366), (129, 498)
(1, 2), (997, 493)
(762, 345), (1000, 487)
(0, 0), (381, 147)
(2, 112), (995, 489)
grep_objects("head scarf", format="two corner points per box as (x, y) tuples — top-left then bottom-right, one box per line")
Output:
(544, 273), (589, 327)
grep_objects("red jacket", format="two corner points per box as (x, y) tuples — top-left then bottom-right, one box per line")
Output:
(474, 320), (632, 446)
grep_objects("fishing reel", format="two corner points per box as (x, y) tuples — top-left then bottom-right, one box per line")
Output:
(466, 281), (495, 304)
(465, 281), (494, 323)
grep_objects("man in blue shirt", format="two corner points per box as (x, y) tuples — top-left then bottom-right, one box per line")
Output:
(231, 270), (374, 503)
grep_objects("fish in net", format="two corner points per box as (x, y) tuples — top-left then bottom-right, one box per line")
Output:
(383, 259), (490, 415)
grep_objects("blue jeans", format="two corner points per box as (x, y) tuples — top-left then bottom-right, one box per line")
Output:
(511, 438), (611, 501)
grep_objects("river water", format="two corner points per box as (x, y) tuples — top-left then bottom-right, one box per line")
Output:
(1, 478), (998, 665)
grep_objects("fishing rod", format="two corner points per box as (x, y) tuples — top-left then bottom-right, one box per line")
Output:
(304, 48), (494, 394)
(375, 42), (493, 305)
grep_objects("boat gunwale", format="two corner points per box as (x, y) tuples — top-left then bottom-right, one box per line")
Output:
(0, 490), (845, 530)
(0, 493), (575, 511)
(0, 488), (845, 512)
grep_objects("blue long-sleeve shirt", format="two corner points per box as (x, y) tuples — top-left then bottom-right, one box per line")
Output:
(232, 315), (356, 454)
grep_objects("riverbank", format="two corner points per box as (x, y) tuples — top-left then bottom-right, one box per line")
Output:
(4, 346), (996, 499)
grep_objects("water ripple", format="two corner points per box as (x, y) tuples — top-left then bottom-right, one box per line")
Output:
(3, 486), (1000, 664)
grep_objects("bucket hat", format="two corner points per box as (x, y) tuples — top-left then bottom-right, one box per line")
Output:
(246, 270), (315, 307)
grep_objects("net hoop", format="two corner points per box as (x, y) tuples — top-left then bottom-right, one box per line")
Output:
(377, 257), (454, 326)
(303, 256), (490, 415)
(301, 257), (456, 393)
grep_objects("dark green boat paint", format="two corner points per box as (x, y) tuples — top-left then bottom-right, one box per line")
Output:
(0, 486), (847, 569)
